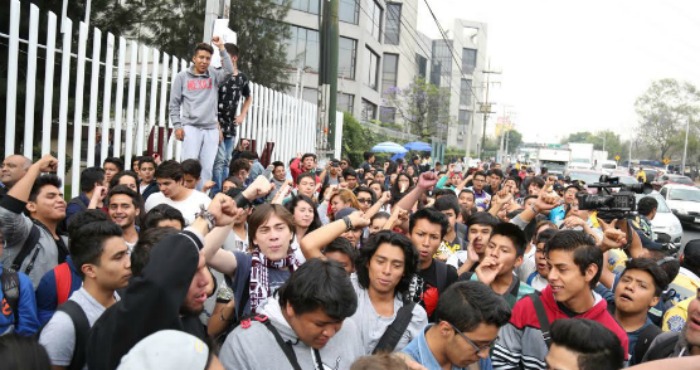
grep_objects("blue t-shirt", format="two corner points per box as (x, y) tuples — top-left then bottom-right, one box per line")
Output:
(402, 324), (493, 370)
(627, 319), (655, 365)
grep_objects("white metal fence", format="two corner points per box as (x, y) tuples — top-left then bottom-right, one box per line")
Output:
(4, 0), (323, 197)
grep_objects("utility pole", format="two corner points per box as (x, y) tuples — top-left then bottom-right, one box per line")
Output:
(318, 0), (339, 157)
(479, 67), (500, 161)
(682, 116), (690, 174)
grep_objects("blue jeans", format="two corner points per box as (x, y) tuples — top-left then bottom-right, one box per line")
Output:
(211, 136), (235, 196)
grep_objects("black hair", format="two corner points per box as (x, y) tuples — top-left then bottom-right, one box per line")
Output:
(354, 186), (376, 204)
(409, 208), (449, 238)
(296, 172), (316, 185)
(621, 258), (670, 296)
(473, 171), (487, 180)
(131, 227), (180, 276)
(356, 231), (419, 296)
(322, 237), (358, 268)
(194, 42), (214, 55)
(301, 153), (317, 162)
(435, 281), (511, 332)
(139, 156), (156, 169)
(535, 228), (557, 246)
(637, 196), (659, 217)
(70, 220), (124, 278)
(489, 169), (504, 179)
(343, 167), (358, 179)
(505, 175), (521, 188)
(109, 170), (139, 190)
(466, 212), (501, 229)
(656, 255), (681, 283)
(67, 210), (109, 236)
(107, 185), (144, 227)
(285, 195), (322, 233)
(490, 222), (528, 257)
(523, 195), (537, 205)
(459, 188), (475, 198)
(390, 173), (414, 204)
(682, 239), (700, 276)
(433, 188), (456, 198)
(272, 161), (284, 170)
(155, 160), (184, 181)
(181, 159), (202, 179)
(277, 258), (357, 320)
(545, 230), (602, 289)
(224, 43), (239, 57)
(434, 194), (460, 217)
(143, 204), (186, 230)
(529, 177), (545, 188)
(371, 212), (391, 224)
(80, 166), (106, 192)
(239, 151), (258, 160)
(0, 333), (51, 370)
(549, 318), (624, 370)
(229, 158), (251, 175)
(29, 174), (62, 203)
(363, 151), (374, 161)
(103, 157), (124, 172)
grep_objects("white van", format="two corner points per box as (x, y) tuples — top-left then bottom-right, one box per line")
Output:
(598, 160), (618, 174)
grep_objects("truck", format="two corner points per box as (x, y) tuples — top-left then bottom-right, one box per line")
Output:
(592, 150), (610, 171)
(537, 148), (571, 175)
(567, 143), (595, 170)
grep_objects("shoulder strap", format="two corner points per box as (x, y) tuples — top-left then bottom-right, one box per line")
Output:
(633, 324), (662, 365)
(643, 332), (680, 362)
(372, 302), (416, 354)
(58, 300), (90, 370)
(435, 261), (448, 293)
(256, 315), (302, 370)
(1, 269), (20, 324)
(54, 263), (73, 304)
(504, 278), (521, 308)
(11, 225), (41, 272)
(529, 293), (552, 348)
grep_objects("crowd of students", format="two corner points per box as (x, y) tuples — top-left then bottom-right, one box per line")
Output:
(1, 148), (699, 370)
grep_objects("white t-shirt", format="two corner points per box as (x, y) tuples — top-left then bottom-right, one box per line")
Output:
(144, 190), (212, 225)
(516, 243), (537, 283)
(39, 288), (120, 369)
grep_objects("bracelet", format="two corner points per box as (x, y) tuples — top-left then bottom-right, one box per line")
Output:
(195, 204), (216, 231)
(234, 193), (252, 209)
(530, 205), (540, 214)
(342, 216), (353, 231)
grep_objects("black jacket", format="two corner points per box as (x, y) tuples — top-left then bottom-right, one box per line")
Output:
(86, 231), (205, 370)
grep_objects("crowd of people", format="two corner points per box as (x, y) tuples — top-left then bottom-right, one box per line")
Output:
(1, 41), (699, 370)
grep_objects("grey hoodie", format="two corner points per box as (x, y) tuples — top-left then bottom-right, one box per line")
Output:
(219, 297), (364, 370)
(169, 48), (234, 129)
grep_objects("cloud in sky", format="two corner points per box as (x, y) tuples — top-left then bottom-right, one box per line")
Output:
(416, 0), (700, 143)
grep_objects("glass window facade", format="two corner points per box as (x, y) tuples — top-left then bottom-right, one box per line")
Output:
(382, 53), (398, 95)
(339, 0), (360, 24)
(338, 37), (357, 80)
(338, 93), (355, 113)
(460, 79), (472, 106)
(364, 47), (380, 90)
(365, 0), (383, 42)
(384, 3), (401, 45)
(462, 48), (477, 75)
(284, 25), (320, 71)
(362, 99), (377, 121)
(415, 54), (427, 79)
(380, 106), (396, 123)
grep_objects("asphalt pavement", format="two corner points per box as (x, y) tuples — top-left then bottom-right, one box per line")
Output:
(682, 224), (700, 248)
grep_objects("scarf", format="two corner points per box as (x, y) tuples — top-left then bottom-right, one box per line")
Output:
(249, 249), (299, 314)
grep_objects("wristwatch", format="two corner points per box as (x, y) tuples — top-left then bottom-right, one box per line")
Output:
(342, 216), (354, 231)
(195, 204), (216, 231)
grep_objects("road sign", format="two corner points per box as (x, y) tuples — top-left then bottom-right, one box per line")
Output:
(663, 158), (671, 165)
(615, 155), (620, 161)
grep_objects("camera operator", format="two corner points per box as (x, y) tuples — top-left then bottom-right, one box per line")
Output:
(634, 196), (658, 241)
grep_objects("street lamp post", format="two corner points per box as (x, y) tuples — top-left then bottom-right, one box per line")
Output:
(682, 117), (690, 174)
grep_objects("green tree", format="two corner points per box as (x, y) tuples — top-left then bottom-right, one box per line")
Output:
(634, 78), (700, 160)
(385, 76), (451, 141)
(229, 0), (291, 90)
(135, 0), (206, 59)
(341, 112), (373, 165)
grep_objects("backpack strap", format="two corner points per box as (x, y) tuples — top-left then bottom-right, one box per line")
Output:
(1, 269), (20, 324)
(11, 225), (41, 272)
(435, 261), (448, 293)
(529, 293), (552, 348)
(255, 315), (303, 370)
(57, 300), (90, 370)
(54, 263), (73, 305)
(633, 324), (662, 365)
(372, 302), (416, 354)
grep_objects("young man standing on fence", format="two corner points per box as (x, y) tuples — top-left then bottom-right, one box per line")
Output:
(169, 36), (234, 190)
(211, 43), (252, 196)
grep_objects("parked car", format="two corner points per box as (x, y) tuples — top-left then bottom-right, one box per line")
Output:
(635, 193), (683, 244)
(565, 169), (606, 186)
(660, 184), (700, 226)
(653, 174), (694, 187)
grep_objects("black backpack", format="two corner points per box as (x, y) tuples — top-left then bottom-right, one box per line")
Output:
(1, 269), (20, 325)
(40, 301), (90, 370)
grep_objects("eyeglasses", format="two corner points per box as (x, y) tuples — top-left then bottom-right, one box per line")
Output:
(357, 198), (373, 204)
(446, 321), (496, 353)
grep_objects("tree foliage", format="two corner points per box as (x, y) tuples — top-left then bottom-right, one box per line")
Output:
(634, 78), (700, 160)
(229, 0), (292, 90)
(384, 76), (451, 141)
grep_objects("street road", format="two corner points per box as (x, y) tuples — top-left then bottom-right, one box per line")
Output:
(682, 224), (700, 249)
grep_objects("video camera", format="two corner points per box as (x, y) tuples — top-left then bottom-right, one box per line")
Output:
(576, 175), (653, 221)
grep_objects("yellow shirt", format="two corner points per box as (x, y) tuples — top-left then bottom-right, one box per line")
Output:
(607, 248), (629, 275)
(667, 267), (700, 305)
(662, 297), (692, 332)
